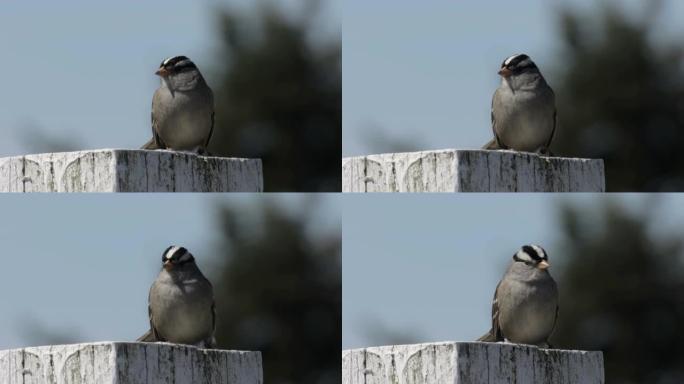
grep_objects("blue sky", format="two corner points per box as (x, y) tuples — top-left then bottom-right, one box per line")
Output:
(0, 0), (340, 157)
(342, 194), (684, 350)
(342, 0), (684, 156)
(0, 1), (343, 350)
(5, 0), (684, 357)
(0, 194), (340, 350)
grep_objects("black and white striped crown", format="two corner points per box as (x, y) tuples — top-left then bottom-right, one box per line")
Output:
(159, 55), (197, 72)
(162, 245), (194, 264)
(501, 53), (538, 72)
(513, 244), (548, 263)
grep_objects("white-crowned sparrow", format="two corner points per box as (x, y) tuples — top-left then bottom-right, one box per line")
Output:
(477, 244), (558, 347)
(483, 54), (557, 154)
(141, 56), (215, 154)
(137, 246), (216, 348)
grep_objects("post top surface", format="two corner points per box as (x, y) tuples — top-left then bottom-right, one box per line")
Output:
(343, 340), (602, 356)
(0, 148), (264, 192)
(1, 148), (260, 162)
(0, 341), (261, 355)
(342, 147), (605, 192)
(343, 148), (603, 163)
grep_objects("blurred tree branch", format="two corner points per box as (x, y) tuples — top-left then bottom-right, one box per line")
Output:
(210, 198), (340, 384)
(552, 1), (684, 191)
(208, 2), (341, 192)
(553, 198), (684, 383)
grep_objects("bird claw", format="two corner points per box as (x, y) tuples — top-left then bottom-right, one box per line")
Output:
(194, 338), (215, 349)
(194, 146), (213, 157)
(535, 147), (554, 157)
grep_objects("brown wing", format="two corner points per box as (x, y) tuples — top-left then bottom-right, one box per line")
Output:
(543, 84), (557, 150)
(204, 111), (215, 148)
(486, 89), (507, 150)
(136, 305), (163, 342)
(492, 281), (503, 340)
(140, 96), (162, 149)
(209, 276), (216, 335)
(477, 280), (504, 342)
(206, 275), (217, 348)
(545, 108), (557, 149)
(148, 304), (166, 342)
(150, 89), (167, 149)
(540, 305), (560, 349)
(210, 300), (217, 347)
(203, 88), (215, 151)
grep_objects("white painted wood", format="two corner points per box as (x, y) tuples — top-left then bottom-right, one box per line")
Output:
(342, 341), (604, 384)
(342, 149), (605, 192)
(0, 342), (262, 384)
(0, 149), (263, 192)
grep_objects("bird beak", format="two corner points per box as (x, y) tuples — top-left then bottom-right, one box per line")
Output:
(498, 67), (512, 77)
(537, 260), (550, 270)
(155, 67), (169, 77)
(163, 260), (173, 270)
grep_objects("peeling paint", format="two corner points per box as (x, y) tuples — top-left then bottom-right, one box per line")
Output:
(342, 149), (605, 192)
(0, 342), (262, 384)
(0, 149), (263, 192)
(342, 341), (604, 384)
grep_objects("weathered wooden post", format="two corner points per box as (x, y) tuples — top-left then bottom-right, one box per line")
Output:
(342, 149), (605, 192)
(342, 341), (604, 384)
(0, 342), (263, 384)
(0, 149), (263, 192)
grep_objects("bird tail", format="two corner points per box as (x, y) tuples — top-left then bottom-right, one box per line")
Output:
(136, 329), (157, 342)
(196, 336), (217, 349)
(476, 329), (497, 342)
(482, 138), (501, 150)
(141, 138), (160, 150)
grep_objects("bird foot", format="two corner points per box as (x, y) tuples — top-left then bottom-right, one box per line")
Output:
(159, 147), (213, 156)
(193, 146), (213, 156)
(194, 338), (216, 349)
(535, 146), (554, 157)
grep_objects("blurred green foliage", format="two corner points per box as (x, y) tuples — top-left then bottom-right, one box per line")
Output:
(210, 199), (341, 384)
(552, 1), (684, 191)
(553, 198), (684, 383)
(208, 2), (341, 192)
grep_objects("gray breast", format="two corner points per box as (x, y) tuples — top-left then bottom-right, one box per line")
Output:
(496, 267), (558, 345)
(153, 86), (213, 150)
(493, 84), (555, 152)
(149, 276), (213, 344)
